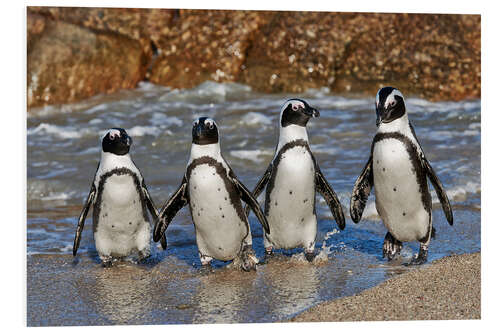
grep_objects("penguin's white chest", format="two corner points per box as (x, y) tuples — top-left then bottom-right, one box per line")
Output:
(372, 138), (429, 242)
(267, 146), (317, 249)
(188, 164), (247, 260)
(95, 174), (149, 256)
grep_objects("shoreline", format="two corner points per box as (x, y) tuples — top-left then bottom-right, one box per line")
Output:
(290, 252), (481, 322)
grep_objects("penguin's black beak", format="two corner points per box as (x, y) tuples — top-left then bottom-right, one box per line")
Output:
(303, 106), (320, 118)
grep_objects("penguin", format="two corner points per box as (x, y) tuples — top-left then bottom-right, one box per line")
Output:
(350, 87), (453, 265)
(246, 99), (345, 262)
(153, 117), (270, 272)
(72, 128), (166, 267)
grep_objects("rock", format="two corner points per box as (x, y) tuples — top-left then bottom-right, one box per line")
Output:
(27, 8), (480, 108)
(148, 10), (268, 89)
(27, 18), (150, 108)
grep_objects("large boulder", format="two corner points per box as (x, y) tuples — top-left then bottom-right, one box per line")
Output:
(27, 8), (480, 107)
(27, 11), (151, 108)
(241, 12), (480, 100)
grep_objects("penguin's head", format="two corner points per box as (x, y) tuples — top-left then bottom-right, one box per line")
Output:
(192, 117), (219, 145)
(280, 99), (320, 128)
(375, 87), (406, 127)
(102, 128), (132, 155)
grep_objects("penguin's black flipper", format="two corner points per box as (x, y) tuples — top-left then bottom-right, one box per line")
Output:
(233, 176), (271, 234)
(73, 184), (96, 256)
(244, 163), (273, 217)
(422, 157), (453, 225)
(153, 176), (188, 242)
(315, 166), (345, 230)
(141, 180), (167, 250)
(350, 156), (374, 223)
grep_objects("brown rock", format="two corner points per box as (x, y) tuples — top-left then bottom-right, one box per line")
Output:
(27, 18), (150, 108)
(26, 8), (481, 108)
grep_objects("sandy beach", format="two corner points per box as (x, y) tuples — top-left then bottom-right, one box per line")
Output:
(291, 252), (481, 322)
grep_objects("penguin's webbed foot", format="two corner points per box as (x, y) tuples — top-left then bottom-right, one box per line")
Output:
(406, 244), (428, 266)
(200, 264), (214, 275)
(138, 249), (151, 263)
(240, 245), (258, 271)
(382, 232), (403, 261)
(305, 251), (316, 263)
(101, 256), (113, 268)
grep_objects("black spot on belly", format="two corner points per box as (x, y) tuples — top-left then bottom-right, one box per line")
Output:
(377, 160), (379, 164)
(198, 212), (200, 216)
(218, 188), (221, 191)
(104, 213), (108, 217)
(301, 217), (304, 222)
(218, 247), (223, 250)
(275, 201), (278, 206)
(133, 200), (136, 204)
(222, 215), (225, 218)
(289, 190), (293, 195)
(403, 212), (406, 216)
(219, 206), (222, 210)
(112, 225), (115, 228)
(201, 208), (204, 211)
(225, 197), (227, 201)
(383, 168), (386, 172)
(393, 187), (397, 191)
(194, 186), (197, 189)
(129, 222), (132, 225)
(303, 198), (308, 203)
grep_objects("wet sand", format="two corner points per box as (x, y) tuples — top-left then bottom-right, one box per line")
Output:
(291, 252), (480, 322)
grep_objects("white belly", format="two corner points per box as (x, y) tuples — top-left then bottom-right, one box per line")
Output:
(188, 164), (247, 260)
(266, 146), (317, 249)
(373, 139), (430, 242)
(94, 174), (150, 256)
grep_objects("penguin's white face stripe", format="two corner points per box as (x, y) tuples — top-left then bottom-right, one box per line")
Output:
(280, 100), (305, 114)
(204, 118), (216, 129)
(384, 89), (405, 109)
(105, 129), (121, 140)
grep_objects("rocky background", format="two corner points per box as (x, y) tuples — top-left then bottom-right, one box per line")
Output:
(27, 7), (481, 109)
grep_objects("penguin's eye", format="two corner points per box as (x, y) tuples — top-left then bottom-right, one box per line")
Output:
(109, 133), (116, 140)
(208, 123), (214, 130)
(390, 100), (396, 107)
(292, 104), (299, 111)
(193, 120), (199, 126)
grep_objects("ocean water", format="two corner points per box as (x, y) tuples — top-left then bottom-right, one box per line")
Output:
(27, 81), (481, 326)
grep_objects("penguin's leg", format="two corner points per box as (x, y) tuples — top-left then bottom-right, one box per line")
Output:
(94, 232), (114, 267)
(199, 252), (214, 275)
(136, 222), (151, 262)
(304, 241), (316, 262)
(303, 216), (318, 262)
(240, 224), (259, 271)
(382, 231), (403, 261)
(263, 233), (274, 261)
(408, 222), (433, 265)
(101, 255), (113, 267)
(240, 245), (258, 272)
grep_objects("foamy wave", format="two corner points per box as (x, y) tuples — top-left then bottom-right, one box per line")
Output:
(28, 123), (91, 139)
(28, 179), (79, 202)
(127, 125), (163, 137)
(230, 149), (272, 163)
(240, 112), (272, 126)
(159, 81), (252, 103)
(432, 181), (481, 203)
(150, 112), (183, 127)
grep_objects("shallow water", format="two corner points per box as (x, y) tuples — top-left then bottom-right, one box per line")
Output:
(27, 81), (481, 326)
